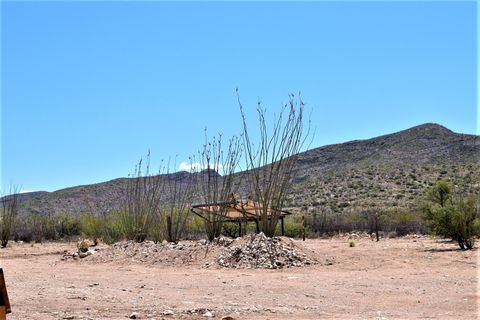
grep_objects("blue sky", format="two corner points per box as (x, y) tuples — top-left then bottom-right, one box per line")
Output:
(1, 1), (477, 192)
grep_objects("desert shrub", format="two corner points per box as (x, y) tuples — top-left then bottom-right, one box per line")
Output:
(79, 213), (104, 241)
(306, 209), (334, 235)
(221, 222), (240, 238)
(79, 212), (124, 244)
(349, 241), (355, 247)
(12, 215), (36, 242)
(424, 196), (480, 249)
(240, 94), (309, 237)
(55, 213), (81, 240)
(148, 214), (164, 243)
(423, 181), (480, 250)
(183, 215), (207, 240)
(390, 210), (426, 236)
(275, 219), (304, 238)
(159, 206), (192, 243)
(426, 180), (451, 207)
(195, 133), (241, 241)
(22, 213), (58, 242)
(119, 155), (163, 242)
(102, 211), (124, 244)
(333, 211), (368, 233)
(0, 188), (19, 247)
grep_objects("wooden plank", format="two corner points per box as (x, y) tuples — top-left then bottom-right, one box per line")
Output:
(0, 268), (11, 314)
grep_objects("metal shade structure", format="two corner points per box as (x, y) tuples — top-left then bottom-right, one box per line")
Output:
(190, 199), (292, 236)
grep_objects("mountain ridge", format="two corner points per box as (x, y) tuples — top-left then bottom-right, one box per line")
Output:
(15, 123), (479, 216)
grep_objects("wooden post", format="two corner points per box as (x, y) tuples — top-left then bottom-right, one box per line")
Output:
(0, 268), (11, 318)
(238, 221), (242, 237)
(166, 216), (173, 242)
(281, 216), (285, 236)
(302, 215), (306, 241)
(255, 220), (260, 234)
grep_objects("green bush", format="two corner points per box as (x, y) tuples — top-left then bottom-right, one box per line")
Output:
(103, 211), (124, 244)
(423, 181), (480, 250)
(18, 213), (58, 242)
(275, 219), (304, 238)
(55, 213), (81, 240)
(183, 215), (207, 239)
(79, 212), (124, 244)
(390, 210), (426, 236)
(221, 222), (240, 238)
(79, 213), (104, 241)
(148, 215), (165, 243)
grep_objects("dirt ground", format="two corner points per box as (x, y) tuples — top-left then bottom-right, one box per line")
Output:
(0, 236), (478, 319)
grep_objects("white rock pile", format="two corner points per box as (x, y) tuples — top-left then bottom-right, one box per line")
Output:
(217, 232), (316, 269)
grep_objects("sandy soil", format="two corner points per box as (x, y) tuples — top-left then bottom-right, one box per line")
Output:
(0, 236), (478, 319)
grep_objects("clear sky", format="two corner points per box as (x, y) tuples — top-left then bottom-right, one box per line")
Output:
(1, 1), (477, 193)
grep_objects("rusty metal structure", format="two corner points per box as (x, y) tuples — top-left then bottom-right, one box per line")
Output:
(190, 199), (292, 236)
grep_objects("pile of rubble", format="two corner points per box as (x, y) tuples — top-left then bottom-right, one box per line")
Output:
(62, 234), (317, 269)
(71, 238), (225, 266)
(217, 233), (317, 269)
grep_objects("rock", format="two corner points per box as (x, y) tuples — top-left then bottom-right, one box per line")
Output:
(203, 311), (214, 317)
(129, 312), (139, 319)
(77, 238), (95, 252)
(221, 317), (235, 320)
(162, 310), (174, 315)
(216, 232), (316, 269)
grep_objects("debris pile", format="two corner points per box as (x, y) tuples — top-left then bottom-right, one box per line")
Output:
(217, 233), (317, 269)
(79, 239), (221, 266)
(62, 234), (317, 269)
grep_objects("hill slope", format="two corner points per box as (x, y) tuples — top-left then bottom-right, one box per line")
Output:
(17, 123), (480, 217)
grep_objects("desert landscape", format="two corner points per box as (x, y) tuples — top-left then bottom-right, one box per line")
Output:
(2, 2), (477, 319)
(1, 234), (477, 320)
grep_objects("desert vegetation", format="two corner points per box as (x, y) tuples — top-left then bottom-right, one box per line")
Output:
(119, 153), (164, 242)
(422, 180), (480, 250)
(194, 133), (242, 240)
(0, 186), (19, 247)
(239, 93), (309, 237)
(1, 106), (478, 252)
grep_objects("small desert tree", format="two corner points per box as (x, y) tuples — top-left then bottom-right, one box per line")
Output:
(426, 180), (451, 207)
(365, 208), (387, 241)
(239, 93), (309, 237)
(0, 186), (19, 248)
(120, 152), (164, 242)
(423, 180), (480, 250)
(196, 132), (242, 241)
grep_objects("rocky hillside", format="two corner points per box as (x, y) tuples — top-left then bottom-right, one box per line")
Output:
(16, 123), (479, 217)
(284, 123), (479, 213)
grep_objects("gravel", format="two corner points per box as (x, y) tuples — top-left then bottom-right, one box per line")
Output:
(217, 232), (317, 269)
(63, 233), (317, 269)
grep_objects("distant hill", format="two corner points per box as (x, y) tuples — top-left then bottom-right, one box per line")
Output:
(16, 123), (480, 217)
(296, 123), (478, 174)
(2, 191), (50, 203)
(286, 123), (479, 213)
